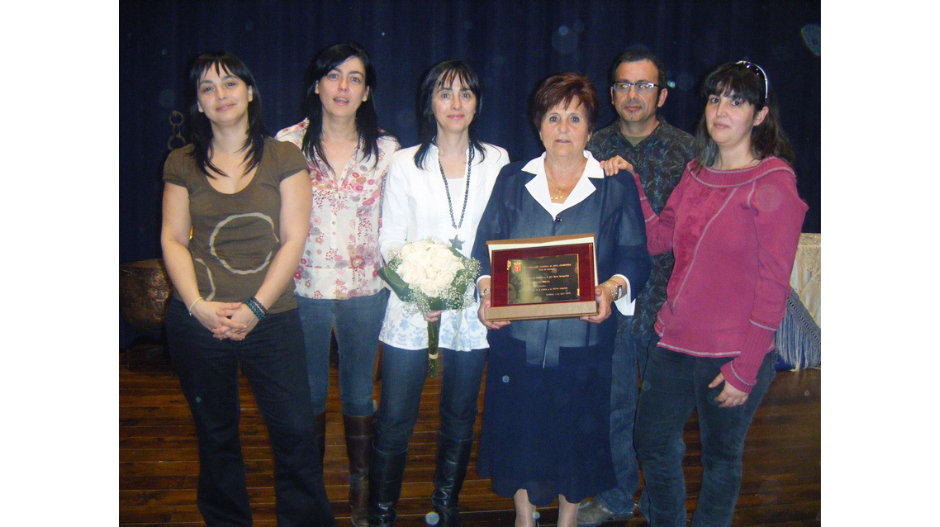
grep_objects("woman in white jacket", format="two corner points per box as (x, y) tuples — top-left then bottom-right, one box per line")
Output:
(369, 60), (509, 527)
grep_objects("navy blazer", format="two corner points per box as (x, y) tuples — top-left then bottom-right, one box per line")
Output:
(472, 160), (651, 368)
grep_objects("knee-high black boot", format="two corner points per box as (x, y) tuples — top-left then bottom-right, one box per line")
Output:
(368, 446), (408, 527)
(430, 433), (474, 527)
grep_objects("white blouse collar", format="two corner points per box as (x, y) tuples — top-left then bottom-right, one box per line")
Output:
(523, 150), (604, 215)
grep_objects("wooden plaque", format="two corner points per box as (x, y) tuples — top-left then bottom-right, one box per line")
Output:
(485, 234), (598, 321)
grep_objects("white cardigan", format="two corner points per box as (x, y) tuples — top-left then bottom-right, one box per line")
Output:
(378, 142), (510, 351)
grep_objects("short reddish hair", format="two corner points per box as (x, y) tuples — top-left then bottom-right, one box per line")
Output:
(530, 73), (599, 131)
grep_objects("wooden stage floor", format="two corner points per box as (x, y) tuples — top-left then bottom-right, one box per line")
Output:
(120, 347), (820, 526)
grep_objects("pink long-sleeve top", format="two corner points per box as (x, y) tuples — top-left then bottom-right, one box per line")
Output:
(636, 156), (807, 393)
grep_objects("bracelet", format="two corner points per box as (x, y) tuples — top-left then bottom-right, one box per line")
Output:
(602, 281), (621, 301)
(188, 297), (204, 316)
(253, 297), (269, 316)
(245, 297), (268, 321)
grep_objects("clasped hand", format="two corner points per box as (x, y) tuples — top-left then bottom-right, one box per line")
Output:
(191, 300), (259, 341)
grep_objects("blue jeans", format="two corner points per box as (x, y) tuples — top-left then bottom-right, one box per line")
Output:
(635, 341), (776, 527)
(296, 290), (388, 416)
(165, 299), (335, 527)
(373, 345), (486, 454)
(593, 323), (657, 515)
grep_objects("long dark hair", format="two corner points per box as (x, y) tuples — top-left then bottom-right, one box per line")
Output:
(186, 51), (267, 178)
(693, 61), (794, 170)
(413, 60), (486, 169)
(301, 42), (385, 172)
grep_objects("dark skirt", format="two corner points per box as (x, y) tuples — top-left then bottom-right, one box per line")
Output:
(476, 333), (617, 507)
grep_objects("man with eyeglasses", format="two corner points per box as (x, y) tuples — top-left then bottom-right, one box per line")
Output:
(579, 47), (695, 527)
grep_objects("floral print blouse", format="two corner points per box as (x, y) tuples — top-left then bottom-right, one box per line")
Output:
(276, 119), (399, 299)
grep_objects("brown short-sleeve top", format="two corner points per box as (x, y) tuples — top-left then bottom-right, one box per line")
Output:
(163, 138), (307, 313)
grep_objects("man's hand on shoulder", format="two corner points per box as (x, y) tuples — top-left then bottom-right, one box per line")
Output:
(600, 155), (635, 177)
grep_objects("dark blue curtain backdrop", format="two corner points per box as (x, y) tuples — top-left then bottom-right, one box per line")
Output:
(120, 0), (820, 262)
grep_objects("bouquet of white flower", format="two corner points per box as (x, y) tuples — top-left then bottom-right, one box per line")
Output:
(378, 238), (481, 377)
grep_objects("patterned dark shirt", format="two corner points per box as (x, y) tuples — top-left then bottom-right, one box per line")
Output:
(587, 117), (695, 338)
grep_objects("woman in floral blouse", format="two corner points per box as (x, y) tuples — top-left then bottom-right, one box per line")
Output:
(370, 60), (509, 527)
(276, 42), (398, 527)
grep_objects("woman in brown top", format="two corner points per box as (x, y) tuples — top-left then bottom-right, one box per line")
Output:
(160, 51), (334, 527)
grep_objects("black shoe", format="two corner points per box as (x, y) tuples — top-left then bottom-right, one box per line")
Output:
(576, 497), (635, 527)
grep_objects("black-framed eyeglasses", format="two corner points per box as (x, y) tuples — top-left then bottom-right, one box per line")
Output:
(735, 60), (769, 107)
(612, 81), (659, 94)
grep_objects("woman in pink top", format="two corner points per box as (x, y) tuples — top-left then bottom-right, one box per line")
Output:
(611, 61), (807, 526)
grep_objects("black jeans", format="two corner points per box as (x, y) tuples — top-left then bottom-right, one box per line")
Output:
(165, 299), (335, 527)
(635, 341), (775, 527)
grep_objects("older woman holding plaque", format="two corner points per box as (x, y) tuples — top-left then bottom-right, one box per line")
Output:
(472, 73), (650, 527)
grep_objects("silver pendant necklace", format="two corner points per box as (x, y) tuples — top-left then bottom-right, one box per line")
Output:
(438, 146), (474, 250)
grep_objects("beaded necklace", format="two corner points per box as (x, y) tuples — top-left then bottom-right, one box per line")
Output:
(438, 146), (474, 250)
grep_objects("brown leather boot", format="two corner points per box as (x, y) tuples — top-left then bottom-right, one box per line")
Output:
(344, 413), (374, 527)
